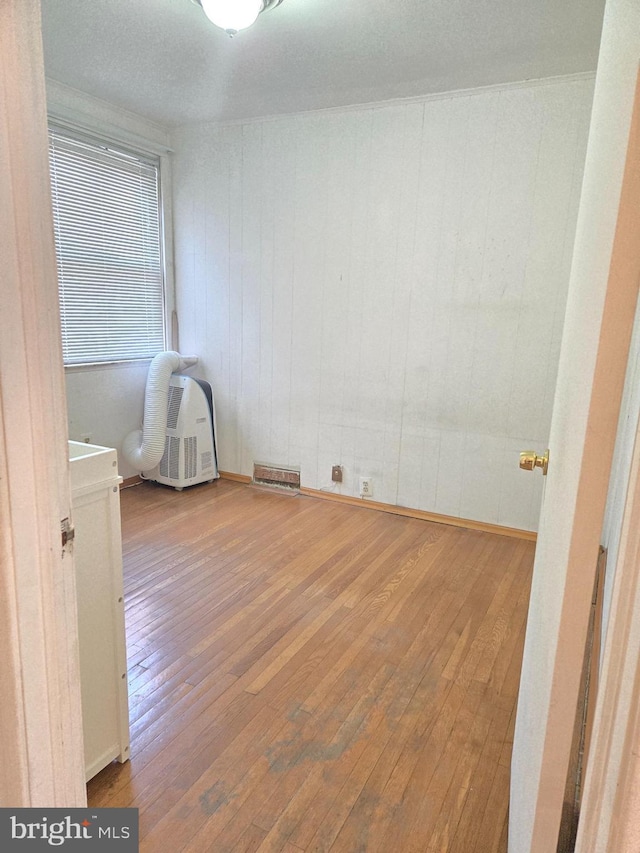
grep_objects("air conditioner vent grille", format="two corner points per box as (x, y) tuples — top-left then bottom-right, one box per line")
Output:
(159, 439), (169, 477)
(184, 436), (197, 479)
(166, 385), (184, 431)
(159, 436), (181, 480)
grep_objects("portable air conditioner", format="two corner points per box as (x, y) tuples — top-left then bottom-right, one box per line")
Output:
(144, 375), (219, 490)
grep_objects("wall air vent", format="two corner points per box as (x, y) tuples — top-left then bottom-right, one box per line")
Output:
(253, 463), (300, 491)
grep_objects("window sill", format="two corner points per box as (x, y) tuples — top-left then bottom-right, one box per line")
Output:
(64, 359), (154, 373)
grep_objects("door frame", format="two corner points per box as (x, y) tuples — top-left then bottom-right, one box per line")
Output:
(0, 0), (86, 806)
(577, 371), (640, 848)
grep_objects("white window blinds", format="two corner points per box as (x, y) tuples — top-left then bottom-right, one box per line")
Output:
(48, 126), (165, 365)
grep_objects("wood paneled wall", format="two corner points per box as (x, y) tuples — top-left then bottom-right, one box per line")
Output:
(172, 76), (593, 531)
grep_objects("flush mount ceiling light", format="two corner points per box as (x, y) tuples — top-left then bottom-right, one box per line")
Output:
(194, 0), (284, 36)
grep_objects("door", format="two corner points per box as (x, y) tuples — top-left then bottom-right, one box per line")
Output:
(509, 3), (640, 848)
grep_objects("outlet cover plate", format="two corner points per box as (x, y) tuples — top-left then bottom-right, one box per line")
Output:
(359, 477), (373, 497)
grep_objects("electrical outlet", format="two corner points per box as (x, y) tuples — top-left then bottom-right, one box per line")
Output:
(332, 465), (343, 483)
(359, 477), (373, 497)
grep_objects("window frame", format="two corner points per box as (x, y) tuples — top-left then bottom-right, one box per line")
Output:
(47, 120), (174, 370)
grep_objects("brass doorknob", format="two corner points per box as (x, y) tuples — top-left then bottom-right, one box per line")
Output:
(520, 449), (549, 475)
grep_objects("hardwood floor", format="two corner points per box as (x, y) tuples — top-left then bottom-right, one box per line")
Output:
(87, 479), (535, 852)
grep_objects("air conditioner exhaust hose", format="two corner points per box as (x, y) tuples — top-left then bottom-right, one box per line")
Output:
(122, 351), (198, 472)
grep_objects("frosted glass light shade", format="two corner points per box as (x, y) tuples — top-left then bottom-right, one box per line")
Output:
(200, 0), (264, 32)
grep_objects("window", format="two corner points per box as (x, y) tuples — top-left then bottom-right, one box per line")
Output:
(48, 126), (166, 365)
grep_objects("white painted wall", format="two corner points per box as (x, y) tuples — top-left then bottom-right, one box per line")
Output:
(45, 81), (173, 479)
(172, 76), (593, 530)
(65, 361), (150, 466)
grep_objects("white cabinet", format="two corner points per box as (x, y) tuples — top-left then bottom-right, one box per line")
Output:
(69, 441), (130, 782)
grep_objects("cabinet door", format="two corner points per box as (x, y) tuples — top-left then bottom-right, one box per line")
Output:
(73, 481), (130, 781)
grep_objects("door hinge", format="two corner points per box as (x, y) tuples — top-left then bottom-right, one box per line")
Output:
(61, 517), (75, 549)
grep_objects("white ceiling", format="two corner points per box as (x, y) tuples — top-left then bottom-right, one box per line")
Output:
(40, 0), (606, 127)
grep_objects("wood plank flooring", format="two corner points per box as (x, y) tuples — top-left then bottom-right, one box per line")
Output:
(87, 479), (535, 852)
